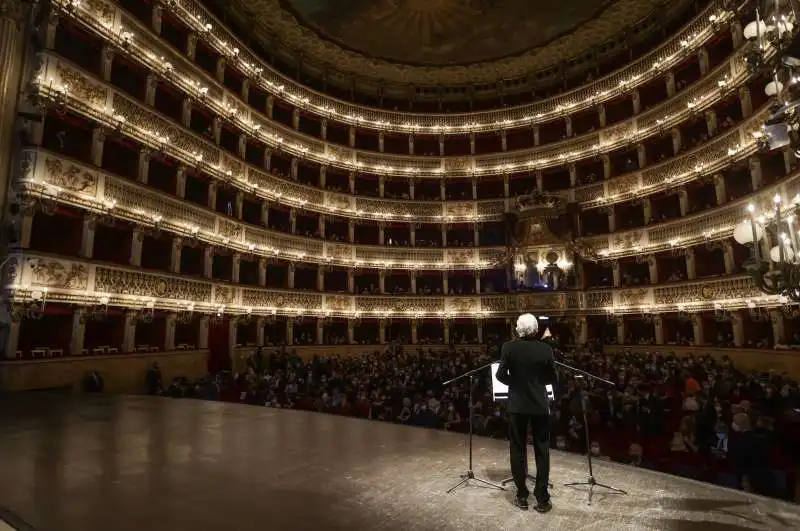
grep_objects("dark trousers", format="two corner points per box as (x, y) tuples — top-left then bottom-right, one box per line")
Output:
(509, 413), (550, 502)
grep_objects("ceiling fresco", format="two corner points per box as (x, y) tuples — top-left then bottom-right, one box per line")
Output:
(281, 0), (618, 66)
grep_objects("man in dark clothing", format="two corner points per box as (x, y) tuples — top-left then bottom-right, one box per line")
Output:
(496, 313), (557, 513)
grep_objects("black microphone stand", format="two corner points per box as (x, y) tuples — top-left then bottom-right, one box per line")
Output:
(443, 361), (505, 494)
(555, 359), (627, 504)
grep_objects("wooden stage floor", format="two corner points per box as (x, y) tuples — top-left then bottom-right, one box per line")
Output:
(0, 395), (799, 531)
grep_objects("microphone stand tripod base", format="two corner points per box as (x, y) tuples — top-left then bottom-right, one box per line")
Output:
(446, 469), (505, 494)
(563, 475), (627, 505)
(501, 474), (553, 488)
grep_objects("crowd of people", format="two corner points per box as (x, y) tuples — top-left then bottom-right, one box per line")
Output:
(149, 342), (800, 502)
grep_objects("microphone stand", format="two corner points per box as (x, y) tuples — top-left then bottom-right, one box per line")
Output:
(555, 359), (627, 505)
(443, 361), (505, 494)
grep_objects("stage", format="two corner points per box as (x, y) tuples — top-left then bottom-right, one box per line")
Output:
(0, 396), (798, 531)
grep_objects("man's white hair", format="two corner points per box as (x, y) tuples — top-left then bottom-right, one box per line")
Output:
(516, 313), (539, 338)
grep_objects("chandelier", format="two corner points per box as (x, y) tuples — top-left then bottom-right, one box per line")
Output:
(732, 194), (800, 300)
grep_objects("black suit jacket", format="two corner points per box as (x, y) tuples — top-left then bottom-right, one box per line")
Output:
(496, 338), (557, 415)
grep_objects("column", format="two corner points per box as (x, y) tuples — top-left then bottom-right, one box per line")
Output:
(348, 126), (356, 148)
(632, 90), (641, 114)
(186, 32), (198, 60)
(444, 320), (450, 345)
(241, 78), (250, 103)
(598, 104), (607, 128)
(442, 272), (449, 294)
(44, 11), (58, 49)
(536, 170), (544, 192)
(347, 270), (355, 293)
(289, 209), (296, 234)
(608, 208), (616, 232)
(347, 320), (355, 344)
(216, 57), (226, 84)
(503, 175), (510, 198)
(411, 320), (418, 345)
(261, 202), (269, 227)
(211, 117), (221, 144)
(410, 271), (417, 294)
(469, 133), (476, 154)
(91, 127), (105, 166)
(235, 191), (244, 219)
(258, 258), (267, 286)
(731, 20), (744, 48)
(714, 173), (726, 205)
(123, 311), (137, 353)
(80, 216), (96, 259)
(237, 135), (246, 159)
(264, 148), (272, 171)
(319, 166), (327, 188)
(70, 308), (86, 356)
(379, 176), (385, 198)
(654, 316), (664, 345)
(198, 315), (209, 349)
(749, 156), (763, 191)
(145, 74), (158, 107)
(471, 178), (478, 200)
(473, 225), (480, 246)
(601, 154), (611, 179)
(577, 317), (588, 345)
(348, 220), (355, 242)
(101, 45), (114, 82)
(227, 318), (237, 355)
(288, 263), (295, 289)
(292, 108), (300, 130)
(316, 267), (324, 291)
(174, 165), (187, 198)
(349, 172), (355, 194)
(170, 238), (182, 273)
(612, 261), (621, 287)
(318, 215), (325, 239)
(320, 119), (327, 140)
(231, 254), (241, 283)
(409, 134), (414, 155)
(440, 180), (446, 201)
(379, 271), (386, 294)
(477, 321), (484, 344)
(739, 87), (753, 118)
(678, 190), (689, 216)
(379, 319), (387, 345)
(256, 317), (265, 347)
(685, 249), (696, 280)
(770, 310), (786, 345)
(266, 95), (274, 119)
(643, 198), (652, 224)
(565, 116), (573, 137)
(731, 312), (744, 347)
(533, 126), (540, 146)
(130, 229), (144, 267)
(152, 1), (164, 34)
(500, 130), (507, 151)
(671, 128), (682, 155)
(698, 47), (709, 76)
(316, 319), (324, 345)
(691, 314), (705, 346)
(705, 110), (717, 137)
(203, 247), (213, 278)
(723, 241), (735, 274)
(410, 224), (416, 246)
(164, 313), (177, 352)
(648, 254), (658, 284)
(665, 71), (676, 97)
(637, 144), (647, 169)
(138, 148), (151, 184)
(207, 181), (217, 210)
(616, 317), (625, 345)
(286, 320), (294, 346)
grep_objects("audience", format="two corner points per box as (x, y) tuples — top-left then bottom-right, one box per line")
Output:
(161, 343), (800, 501)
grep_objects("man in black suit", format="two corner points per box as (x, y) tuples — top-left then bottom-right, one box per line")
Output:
(496, 313), (557, 513)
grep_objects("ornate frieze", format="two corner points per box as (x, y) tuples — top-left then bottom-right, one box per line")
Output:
(94, 267), (212, 302)
(43, 157), (97, 194)
(25, 257), (88, 290)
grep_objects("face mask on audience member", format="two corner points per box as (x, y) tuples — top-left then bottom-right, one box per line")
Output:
(590, 444), (600, 456)
(494, 409), (501, 417)
(556, 437), (567, 450)
(449, 406), (455, 412)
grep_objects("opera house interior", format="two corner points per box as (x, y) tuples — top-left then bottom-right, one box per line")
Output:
(2, 0), (800, 525)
